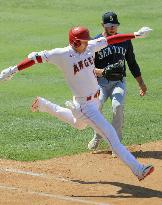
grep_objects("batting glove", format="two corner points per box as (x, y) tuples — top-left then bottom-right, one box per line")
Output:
(134, 27), (153, 38)
(0, 66), (18, 81)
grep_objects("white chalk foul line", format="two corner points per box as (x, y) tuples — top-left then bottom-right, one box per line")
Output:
(0, 183), (111, 205)
(0, 167), (70, 182)
(0, 167), (113, 205)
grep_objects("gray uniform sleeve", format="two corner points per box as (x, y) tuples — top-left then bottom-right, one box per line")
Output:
(125, 40), (141, 78)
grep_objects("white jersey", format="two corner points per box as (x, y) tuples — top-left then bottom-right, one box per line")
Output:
(41, 37), (108, 97)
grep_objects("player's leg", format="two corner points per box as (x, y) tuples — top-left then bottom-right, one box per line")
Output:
(31, 97), (86, 130)
(110, 80), (125, 158)
(88, 84), (109, 150)
(83, 103), (154, 179)
(111, 80), (126, 142)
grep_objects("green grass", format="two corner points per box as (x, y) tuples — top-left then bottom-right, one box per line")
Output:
(0, 0), (162, 161)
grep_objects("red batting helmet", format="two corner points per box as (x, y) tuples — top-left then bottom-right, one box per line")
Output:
(69, 26), (90, 48)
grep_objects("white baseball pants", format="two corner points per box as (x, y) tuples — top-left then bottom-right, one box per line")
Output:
(36, 96), (143, 176)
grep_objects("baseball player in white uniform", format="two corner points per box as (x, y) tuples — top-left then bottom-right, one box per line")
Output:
(0, 26), (154, 181)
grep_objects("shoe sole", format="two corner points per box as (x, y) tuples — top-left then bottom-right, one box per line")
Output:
(139, 166), (154, 181)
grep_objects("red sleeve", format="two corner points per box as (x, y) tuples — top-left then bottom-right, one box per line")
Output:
(17, 56), (43, 71)
(17, 58), (35, 71)
(107, 33), (135, 45)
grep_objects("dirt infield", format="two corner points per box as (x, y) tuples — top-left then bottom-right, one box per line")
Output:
(0, 140), (162, 205)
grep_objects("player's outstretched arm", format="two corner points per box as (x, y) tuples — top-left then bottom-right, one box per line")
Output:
(107, 27), (152, 45)
(0, 51), (47, 81)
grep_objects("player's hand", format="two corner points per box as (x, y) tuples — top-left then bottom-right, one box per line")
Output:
(134, 27), (153, 38)
(0, 66), (18, 81)
(139, 83), (147, 96)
